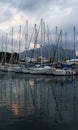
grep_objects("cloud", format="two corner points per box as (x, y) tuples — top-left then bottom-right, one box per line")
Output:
(0, 0), (78, 52)
(0, 3), (13, 23)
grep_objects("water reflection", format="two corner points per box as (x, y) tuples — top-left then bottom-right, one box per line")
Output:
(0, 72), (78, 129)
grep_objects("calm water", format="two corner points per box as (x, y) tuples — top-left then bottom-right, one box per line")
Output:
(0, 72), (78, 130)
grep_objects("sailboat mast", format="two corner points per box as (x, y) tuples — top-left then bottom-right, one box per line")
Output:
(9, 27), (13, 64)
(43, 22), (45, 61)
(65, 32), (67, 60)
(56, 26), (58, 62)
(73, 26), (76, 59)
(18, 25), (21, 62)
(1, 35), (4, 63)
(47, 25), (50, 61)
(33, 24), (37, 60)
(10, 27), (13, 64)
(25, 20), (28, 63)
(5, 33), (8, 64)
(60, 29), (62, 63)
(12, 27), (13, 55)
(41, 18), (43, 67)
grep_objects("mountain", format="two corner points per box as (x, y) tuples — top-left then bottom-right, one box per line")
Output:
(20, 44), (76, 61)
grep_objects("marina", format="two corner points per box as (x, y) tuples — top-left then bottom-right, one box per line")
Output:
(0, 0), (78, 130)
(0, 19), (78, 76)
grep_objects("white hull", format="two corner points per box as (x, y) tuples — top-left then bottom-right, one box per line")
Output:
(30, 66), (51, 74)
(45, 67), (56, 74)
(22, 68), (30, 74)
(1, 65), (8, 72)
(14, 66), (22, 73)
(7, 66), (14, 72)
(52, 68), (76, 76)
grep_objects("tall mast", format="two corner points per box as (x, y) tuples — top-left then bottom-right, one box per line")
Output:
(33, 24), (37, 60)
(18, 25), (21, 62)
(9, 27), (14, 64)
(5, 33), (8, 64)
(56, 26), (58, 62)
(73, 26), (76, 59)
(2, 35), (4, 52)
(60, 29), (62, 63)
(12, 27), (13, 55)
(41, 18), (43, 67)
(1, 35), (4, 63)
(25, 20), (28, 63)
(47, 25), (51, 61)
(10, 27), (13, 64)
(43, 22), (45, 61)
(43, 22), (45, 45)
(65, 32), (67, 60)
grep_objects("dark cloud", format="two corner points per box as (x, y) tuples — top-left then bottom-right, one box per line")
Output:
(0, 0), (77, 13)
(0, 0), (53, 12)
(0, 0), (78, 34)
(17, 0), (52, 11)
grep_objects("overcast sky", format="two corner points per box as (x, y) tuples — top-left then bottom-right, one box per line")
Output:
(0, 0), (78, 53)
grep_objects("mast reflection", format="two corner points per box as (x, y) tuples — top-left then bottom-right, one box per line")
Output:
(0, 72), (78, 126)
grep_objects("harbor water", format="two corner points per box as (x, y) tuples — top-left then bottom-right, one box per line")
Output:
(0, 72), (78, 130)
